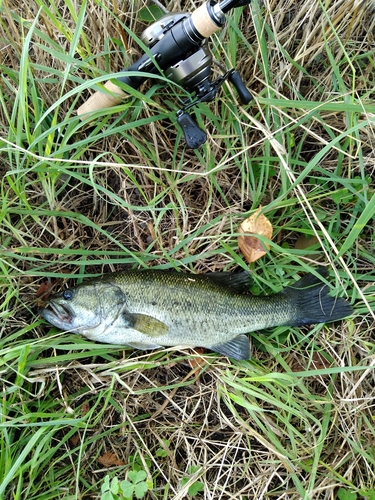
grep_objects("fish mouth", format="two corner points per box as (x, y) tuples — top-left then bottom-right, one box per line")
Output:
(39, 300), (74, 328)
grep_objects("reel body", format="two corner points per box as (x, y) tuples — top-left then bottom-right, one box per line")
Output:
(139, 12), (252, 148)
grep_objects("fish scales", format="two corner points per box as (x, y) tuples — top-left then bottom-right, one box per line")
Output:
(39, 269), (353, 360)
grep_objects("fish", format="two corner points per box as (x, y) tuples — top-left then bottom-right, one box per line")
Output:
(39, 268), (352, 360)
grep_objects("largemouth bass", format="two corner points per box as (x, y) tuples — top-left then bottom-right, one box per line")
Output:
(39, 269), (352, 360)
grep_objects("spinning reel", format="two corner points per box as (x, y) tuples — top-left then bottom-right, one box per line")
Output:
(77, 0), (252, 149)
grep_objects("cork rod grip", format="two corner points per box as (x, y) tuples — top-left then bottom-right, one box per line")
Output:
(191, 3), (222, 38)
(76, 80), (127, 120)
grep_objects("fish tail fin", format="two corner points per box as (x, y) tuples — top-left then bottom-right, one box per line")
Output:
(284, 269), (353, 326)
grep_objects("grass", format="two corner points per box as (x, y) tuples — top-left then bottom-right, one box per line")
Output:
(0, 0), (375, 498)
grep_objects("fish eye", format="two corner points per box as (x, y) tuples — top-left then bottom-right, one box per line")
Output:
(62, 289), (74, 301)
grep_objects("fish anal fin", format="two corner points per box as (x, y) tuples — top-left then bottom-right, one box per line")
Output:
(127, 341), (163, 350)
(211, 334), (251, 360)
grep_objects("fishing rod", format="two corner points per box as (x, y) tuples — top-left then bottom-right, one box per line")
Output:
(77, 0), (252, 149)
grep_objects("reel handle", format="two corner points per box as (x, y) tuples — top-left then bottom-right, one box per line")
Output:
(176, 111), (207, 149)
(228, 70), (252, 104)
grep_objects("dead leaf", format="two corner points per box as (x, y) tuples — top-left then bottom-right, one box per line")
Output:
(238, 207), (273, 263)
(189, 348), (209, 377)
(295, 234), (319, 250)
(36, 279), (56, 301)
(97, 451), (125, 467)
(69, 433), (80, 447)
(80, 402), (90, 415)
(289, 351), (332, 372)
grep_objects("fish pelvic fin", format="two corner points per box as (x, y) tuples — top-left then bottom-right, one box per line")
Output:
(210, 334), (251, 360)
(284, 269), (353, 326)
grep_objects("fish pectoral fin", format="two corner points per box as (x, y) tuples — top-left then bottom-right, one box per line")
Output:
(127, 341), (163, 350)
(210, 334), (251, 360)
(128, 313), (169, 337)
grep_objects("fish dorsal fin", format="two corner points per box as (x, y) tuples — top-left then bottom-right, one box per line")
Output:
(281, 268), (328, 294)
(206, 271), (251, 294)
(124, 312), (169, 338)
(211, 334), (251, 360)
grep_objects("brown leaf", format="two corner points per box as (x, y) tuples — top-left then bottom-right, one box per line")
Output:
(189, 348), (209, 377)
(80, 402), (90, 415)
(289, 351), (332, 372)
(69, 433), (80, 447)
(238, 207), (273, 263)
(295, 234), (319, 250)
(36, 279), (57, 300)
(97, 451), (125, 467)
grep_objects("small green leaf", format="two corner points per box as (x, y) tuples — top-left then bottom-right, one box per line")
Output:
(128, 455), (151, 472)
(101, 475), (111, 493)
(188, 482), (204, 497)
(120, 480), (134, 498)
(337, 488), (357, 500)
(156, 439), (170, 457)
(330, 188), (349, 204)
(127, 470), (138, 483)
(128, 469), (147, 484)
(110, 477), (119, 494)
(101, 492), (115, 500)
(187, 465), (201, 474)
(138, 5), (166, 22)
(134, 481), (149, 499)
